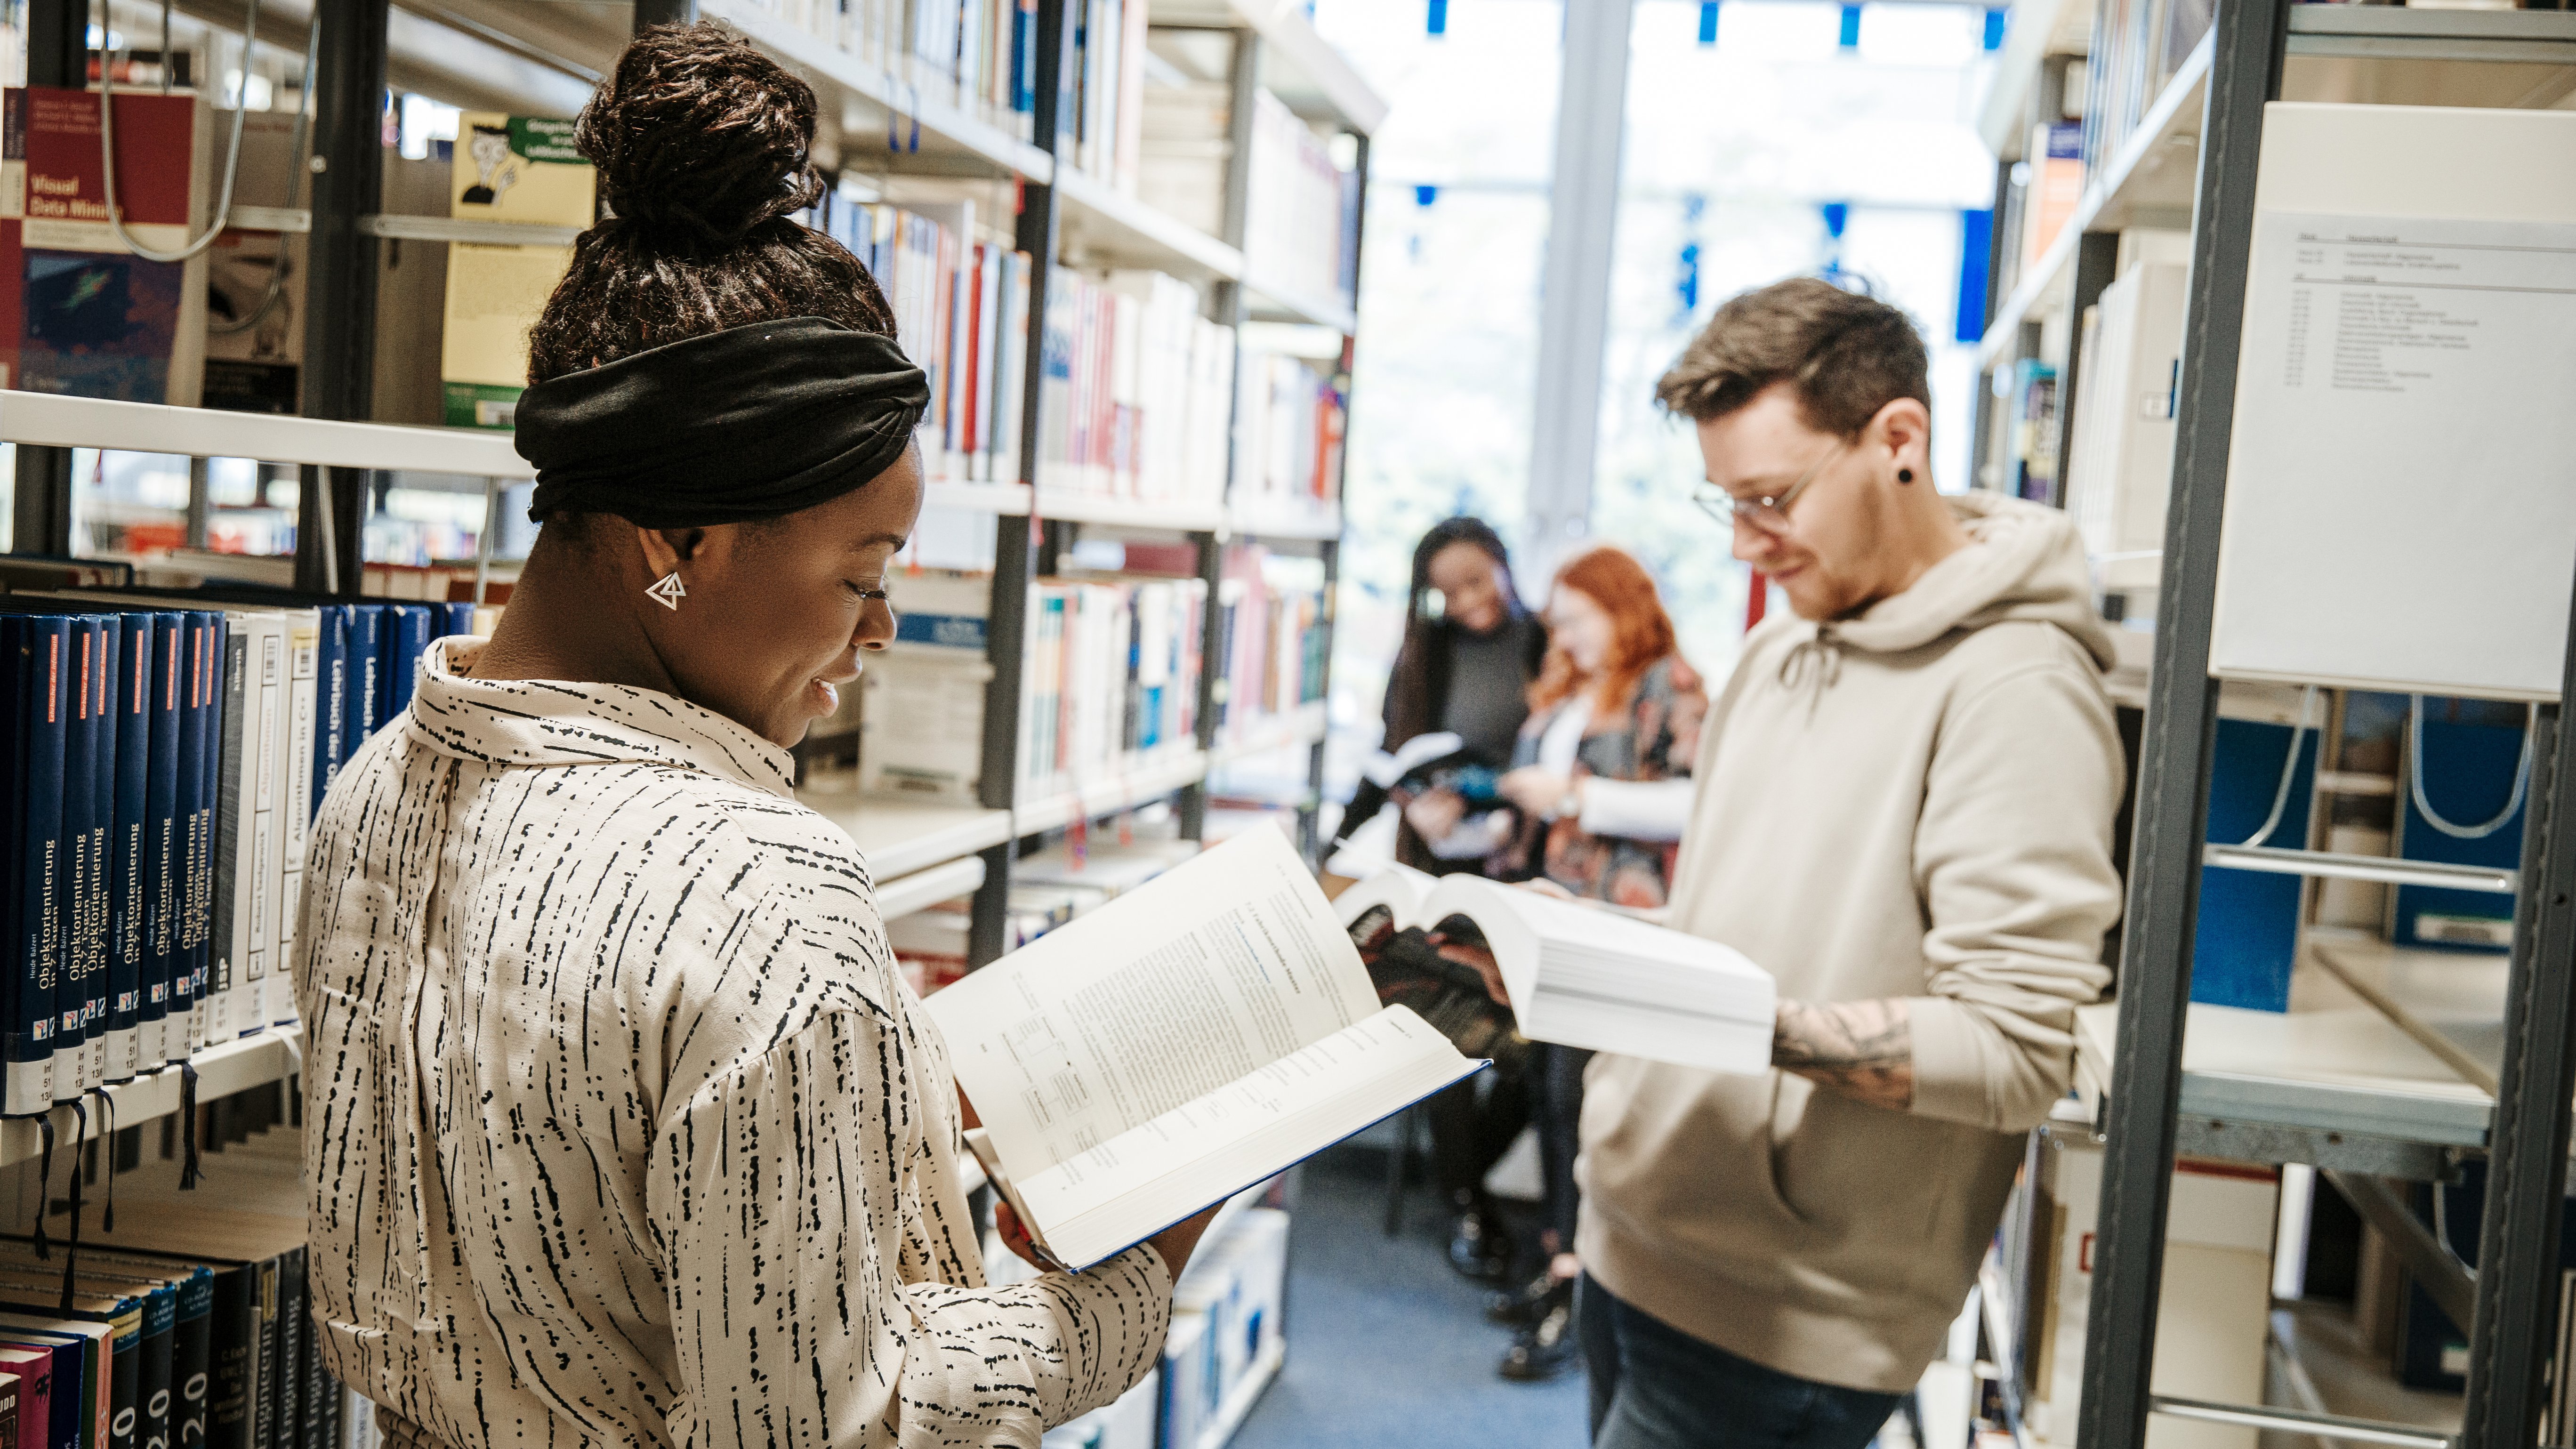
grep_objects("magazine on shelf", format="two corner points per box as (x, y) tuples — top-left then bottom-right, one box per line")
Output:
(922, 828), (1483, 1272)
(1332, 866), (1779, 1075)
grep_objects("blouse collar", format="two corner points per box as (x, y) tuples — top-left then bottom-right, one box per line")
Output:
(403, 637), (797, 799)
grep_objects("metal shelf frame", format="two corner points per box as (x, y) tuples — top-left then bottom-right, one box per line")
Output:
(2037, 2), (2576, 1447)
(5, 0), (1368, 979)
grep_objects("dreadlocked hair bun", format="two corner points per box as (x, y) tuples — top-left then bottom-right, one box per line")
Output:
(526, 20), (898, 384)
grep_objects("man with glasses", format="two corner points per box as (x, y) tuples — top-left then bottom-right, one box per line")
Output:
(1574, 278), (2127, 1449)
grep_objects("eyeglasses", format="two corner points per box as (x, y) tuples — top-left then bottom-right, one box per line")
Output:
(1693, 439), (1847, 535)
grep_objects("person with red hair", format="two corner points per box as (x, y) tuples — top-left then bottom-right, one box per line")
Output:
(1476, 543), (1707, 1382)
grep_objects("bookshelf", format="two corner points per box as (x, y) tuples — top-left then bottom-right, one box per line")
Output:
(1961, 4), (2576, 1449)
(2, 21), (1366, 1410)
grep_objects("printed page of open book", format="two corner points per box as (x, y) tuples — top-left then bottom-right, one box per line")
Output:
(919, 826), (1382, 1183)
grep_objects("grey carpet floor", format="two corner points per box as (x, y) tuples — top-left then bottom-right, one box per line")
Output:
(1232, 1144), (1589, 1449)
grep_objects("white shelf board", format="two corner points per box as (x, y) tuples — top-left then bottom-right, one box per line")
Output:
(2285, 4), (2576, 64)
(707, 0), (1058, 183)
(1212, 701), (1328, 769)
(923, 480), (1035, 516)
(795, 784), (1015, 882)
(876, 853), (989, 921)
(1, 391), (532, 476)
(1243, 272), (1359, 335)
(1055, 168), (1247, 287)
(0, 1025), (303, 1168)
(1015, 750), (1211, 837)
(1035, 490), (1229, 532)
(1150, 0), (1390, 136)
(1225, 497), (1342, 541)
(1976, 30), (2214, 370)
(2071, 931), (2497, 1150)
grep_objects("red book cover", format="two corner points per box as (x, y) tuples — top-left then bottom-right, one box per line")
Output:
(0, 86), (205, 402)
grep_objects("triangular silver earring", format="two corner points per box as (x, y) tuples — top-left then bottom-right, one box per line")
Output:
(645, 571), (687, 610)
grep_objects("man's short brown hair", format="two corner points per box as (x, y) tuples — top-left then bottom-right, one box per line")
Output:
(1655, 277), (1929, 438)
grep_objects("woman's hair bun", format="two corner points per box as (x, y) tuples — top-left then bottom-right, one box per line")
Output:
(577, 22), (825, 248)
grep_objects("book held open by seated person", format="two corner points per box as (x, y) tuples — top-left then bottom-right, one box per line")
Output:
(920, 827), (1484, 1272)
(1335, 863), (1778, 1076)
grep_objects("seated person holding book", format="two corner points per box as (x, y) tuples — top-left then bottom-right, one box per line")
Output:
(294, 28), (1214, 1449)
(1478, 544), (1706, 1383)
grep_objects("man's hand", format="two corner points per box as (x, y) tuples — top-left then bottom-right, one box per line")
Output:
(1771, 998), (1914, 1111)
(1496, 766), (1576, 817)
(1403, 787), (1469, 842)
(1430, 933), (1511, 1007)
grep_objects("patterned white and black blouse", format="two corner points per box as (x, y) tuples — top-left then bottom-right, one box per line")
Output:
(296, 639), (1172, 1449)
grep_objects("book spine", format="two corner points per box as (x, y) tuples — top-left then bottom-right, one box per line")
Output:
(0, 1368), (22, 1449)
(84, 620), (117, 1091)
(107, 613), (151, 1083)
(310, 608), (345, 822)
(57, 619), (102, 1101)
(135, 1294), (172, 1449)
(210, 627), (249, 1048)
(175, 616), (217, 1057)
(7, 619), (64, 1113)
(249, 1262), (277, 1449)
(349, 608), (380, 763)
(139, 617), (181, 1071)
(274, 616), (315, 1027)
(107, 1321), (137, 1449)
(168, 1272), (210, 1449)
(245, 620), (282, 1036)
(265, 1254), (300, 1449)
(204, 1267), (254, 1449)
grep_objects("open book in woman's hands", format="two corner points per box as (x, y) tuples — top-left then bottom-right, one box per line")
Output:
(918, 828), (1486, 1273)
(1334, 865), (1778, 1076)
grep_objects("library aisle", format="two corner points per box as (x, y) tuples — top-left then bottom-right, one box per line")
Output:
(1233, 1146), (1588, 1449)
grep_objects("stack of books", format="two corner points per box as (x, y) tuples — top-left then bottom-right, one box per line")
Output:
(803, 192), (1035, 491)
(1210, 546), (1325, 749)
(1019, 573), (1208, 803)
(1037, 268), (1236, 513)
(0, 593), (470, 1114)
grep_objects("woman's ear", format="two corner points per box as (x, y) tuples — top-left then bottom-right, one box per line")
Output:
(633, 525), (708, 580)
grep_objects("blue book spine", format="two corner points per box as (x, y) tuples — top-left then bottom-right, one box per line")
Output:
(56, 617), (106, 1100)
(312, 605), (347, 823)
(345, 605), (383, 765)
(178, 613), (223, 1055)
(10, 617), (66, 1113)
(106, 613), (152, 1083)
(438, 602), (474, 639)
(382, 605), (431, 720)
(140, 613), (182, 1070)
(0, 622), (20, 1112)
(81, 618), (117, 1091)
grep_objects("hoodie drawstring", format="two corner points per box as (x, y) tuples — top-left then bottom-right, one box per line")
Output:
(1779, 625), (1845, 708)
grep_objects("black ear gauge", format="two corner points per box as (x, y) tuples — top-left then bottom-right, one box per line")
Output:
(1897, 468), (1915, 483)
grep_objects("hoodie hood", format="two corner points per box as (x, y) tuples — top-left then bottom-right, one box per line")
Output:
(1823, 491), (2117, 671)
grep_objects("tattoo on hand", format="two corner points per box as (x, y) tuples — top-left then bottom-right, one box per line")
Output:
(1772, 998), (1914, 1111)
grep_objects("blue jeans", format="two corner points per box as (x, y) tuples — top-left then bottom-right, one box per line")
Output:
(1580, 1277), (1904, 1449)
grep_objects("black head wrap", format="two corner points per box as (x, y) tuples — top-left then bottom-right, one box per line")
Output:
(514, 316), (930, 527)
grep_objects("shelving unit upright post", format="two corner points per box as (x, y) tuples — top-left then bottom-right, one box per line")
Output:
(2038, 9), (2576, 1449)
(302, 0), (392, 596)
(8, 0), (81, 559)
(968, 0), (1073, 969)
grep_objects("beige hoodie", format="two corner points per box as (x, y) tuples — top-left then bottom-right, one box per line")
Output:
(1576, 491), (2125, 1393)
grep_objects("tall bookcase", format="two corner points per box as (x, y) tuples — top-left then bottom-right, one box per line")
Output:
(1962, 7), (2576, 1449)
(0, 12), (1377, 1429)
(1, 0), (1379, 968)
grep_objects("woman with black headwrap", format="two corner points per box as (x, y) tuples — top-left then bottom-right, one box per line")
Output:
(294, 24), (1211, 1449)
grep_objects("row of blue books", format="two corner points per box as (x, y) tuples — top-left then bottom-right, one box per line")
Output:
(0, 590), (473, 1117)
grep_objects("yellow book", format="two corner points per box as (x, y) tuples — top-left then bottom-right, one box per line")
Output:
(440, 113), (595, 429)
